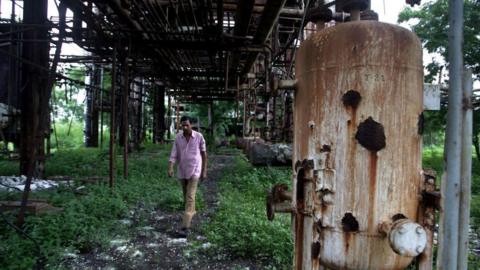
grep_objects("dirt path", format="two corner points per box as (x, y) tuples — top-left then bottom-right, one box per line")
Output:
(63, 154), (265, 270)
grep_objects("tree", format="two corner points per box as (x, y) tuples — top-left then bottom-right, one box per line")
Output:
(399, 0), (480, 161)
(52, 66), (86, 123)
(398, 0), (480, 80)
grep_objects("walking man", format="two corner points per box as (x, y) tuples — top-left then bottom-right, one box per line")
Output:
(168, 115), (207, 237)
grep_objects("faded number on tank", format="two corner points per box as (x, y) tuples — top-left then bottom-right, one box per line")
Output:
(364, 73), (385, 82)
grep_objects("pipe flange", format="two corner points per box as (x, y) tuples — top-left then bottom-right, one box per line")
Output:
(388, 219), (427, 257)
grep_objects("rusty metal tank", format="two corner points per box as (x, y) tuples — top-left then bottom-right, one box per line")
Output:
(293, 21), (424, 269)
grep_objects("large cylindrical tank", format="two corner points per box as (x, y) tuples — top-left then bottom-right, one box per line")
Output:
(294, 21), (423, 269)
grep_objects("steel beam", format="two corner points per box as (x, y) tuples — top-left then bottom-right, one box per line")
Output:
(18, 0), (49, 226)
(242, 0), (287, 75)
(228, 0), (255, 79)
(109, 46), (117, 189)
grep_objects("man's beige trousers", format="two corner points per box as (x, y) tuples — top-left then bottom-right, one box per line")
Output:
(179, 177), (199, 228)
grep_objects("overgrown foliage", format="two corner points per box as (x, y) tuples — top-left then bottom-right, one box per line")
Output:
(188, 101), (239, 145)
(202, 157), (293, 269)
(399, 0), (480, 162)
(398, 0), (480, 81)
(0, 143), (195, 269)
(52, 67), (87, 123)
(423, 145), (480, 268)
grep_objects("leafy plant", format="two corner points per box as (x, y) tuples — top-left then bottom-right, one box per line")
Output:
(0, 143), (202, 269)
(202, 157), (293, 269)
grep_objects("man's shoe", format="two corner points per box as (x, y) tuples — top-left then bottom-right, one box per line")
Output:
(175, 228), (189, 238)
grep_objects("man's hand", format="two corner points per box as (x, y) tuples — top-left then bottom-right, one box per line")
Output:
(168, 162), (174, 177)
(200, 151), (207, 181)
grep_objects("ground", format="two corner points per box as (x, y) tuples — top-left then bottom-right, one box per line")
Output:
(61, 154), (266, 270)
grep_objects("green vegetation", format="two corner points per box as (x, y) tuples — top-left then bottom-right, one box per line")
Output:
(0, 136), (195, 269)
(423, 145), (480, 269)
(1, 119), (479, 269)
(202, 157), (293, 269)
(399, 0), (480, 161)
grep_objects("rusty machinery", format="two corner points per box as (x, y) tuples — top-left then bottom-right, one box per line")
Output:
(267, 0), (440, 269)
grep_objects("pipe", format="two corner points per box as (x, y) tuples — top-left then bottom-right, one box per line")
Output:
(100, 68), (104, 148)
(457, 68), (473, 270)
(350, 9), (361, 21)
(109, 45), (117, 188)
(123, 54), (129, 180)
(438, 0), (464, 268)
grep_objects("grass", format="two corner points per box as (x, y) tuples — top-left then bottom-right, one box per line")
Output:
(0, 121), (479, 269)
(423, 145), (480, 231)
(0, 143), (203, 270)
(423, 145), (480, 269)
(202, 156), (293, 269)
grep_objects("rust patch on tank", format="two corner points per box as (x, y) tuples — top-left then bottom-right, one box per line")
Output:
(342, 213), (358, 253)
(312, 241), (321, 259)
(344, 232), (352, 253)
(295, 160), (302, 172)
(341, 213), (359, 232)
(418, 113), (424, 135)
(302, 159), (315, 170)
(295, 169), (305, 269)
(295, 212), (304, 269)
(355, 117), (386, 152)
(342, 90), (362, 109)
(368, 152), (378, 230)
(392, 213), (407, 221)
(320, 144), (331, 152)
(315, 220), (323, 234)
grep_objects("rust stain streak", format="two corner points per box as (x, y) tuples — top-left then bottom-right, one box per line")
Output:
(344, 232), (351, 253)
(295, 212), (305, 270)
(368, 152), (378, 231)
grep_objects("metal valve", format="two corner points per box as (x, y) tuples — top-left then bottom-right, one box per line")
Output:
(266, 184), (293, 221)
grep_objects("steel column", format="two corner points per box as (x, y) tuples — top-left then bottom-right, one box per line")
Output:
(438, 0), (464, 268)
(109, 46), (117, 188)
(457, 68), (473, 270)
(122, 56), (129, 180)
(17, 0), (48, 226)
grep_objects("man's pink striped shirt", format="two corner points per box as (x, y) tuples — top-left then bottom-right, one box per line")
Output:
(169, 130), (206, 179)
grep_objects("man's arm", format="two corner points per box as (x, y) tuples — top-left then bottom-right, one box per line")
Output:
(200, 151), (207, 180)
(168, 141), (177, 177)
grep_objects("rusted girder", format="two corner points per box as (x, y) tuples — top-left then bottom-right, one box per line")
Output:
(18, 0), (49, 226)
(109, 45), (117, 189)
(241, 0), (288, 76)
(85, 65), (101, 147)
(153, 84), (166, 143)
(122, 55), (129, 180)
(61, 0), (112, 47)
(227, 0), (255, 77)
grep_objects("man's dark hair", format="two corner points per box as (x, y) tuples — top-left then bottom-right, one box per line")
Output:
(180, 115), (191, 123)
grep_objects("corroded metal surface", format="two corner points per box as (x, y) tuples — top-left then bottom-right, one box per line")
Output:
(294, 21), (423, 269)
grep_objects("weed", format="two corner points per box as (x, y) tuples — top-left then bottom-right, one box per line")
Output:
(202, 157), (293, 269)
(0, 143), (203, 269)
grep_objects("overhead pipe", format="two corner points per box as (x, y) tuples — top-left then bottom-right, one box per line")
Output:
(241, 0), (288, 75)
